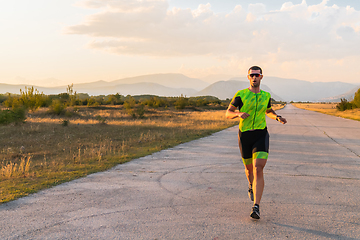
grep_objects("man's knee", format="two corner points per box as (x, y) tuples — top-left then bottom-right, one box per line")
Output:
(253, 166), (263, 176)
(245, 165), (253, 174)
(253, 159), (267, 175)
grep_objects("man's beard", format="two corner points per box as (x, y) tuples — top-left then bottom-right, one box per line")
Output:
(251, 82), (260, 88)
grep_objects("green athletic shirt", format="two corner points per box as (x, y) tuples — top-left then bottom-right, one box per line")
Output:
(230, 89), (272, 132)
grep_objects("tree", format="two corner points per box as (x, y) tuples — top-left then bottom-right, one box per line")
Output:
(352, 88), (360, 108)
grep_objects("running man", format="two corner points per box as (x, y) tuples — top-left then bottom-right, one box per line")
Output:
(226, 66), (287, 219)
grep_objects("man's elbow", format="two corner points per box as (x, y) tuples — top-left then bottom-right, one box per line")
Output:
(226, 111), (235, 119)
(225, 111), (231, 119)
(225, 112), (230, 119)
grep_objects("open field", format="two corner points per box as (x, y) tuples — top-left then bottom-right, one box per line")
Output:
(292, 103), (360, 121)
(0, 105), (236, 203)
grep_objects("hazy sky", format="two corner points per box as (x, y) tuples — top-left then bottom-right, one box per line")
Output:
(1, 0), (360, 86)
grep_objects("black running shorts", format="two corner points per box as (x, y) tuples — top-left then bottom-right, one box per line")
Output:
(238, 128), (269, 165)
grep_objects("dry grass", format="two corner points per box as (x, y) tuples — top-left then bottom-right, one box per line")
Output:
(292, 103), (337, 110)
(0, 105), (237, 203)
(272, 104), (286, 111)
(292, 103), (360, 121)
(1, 156), (31, 178)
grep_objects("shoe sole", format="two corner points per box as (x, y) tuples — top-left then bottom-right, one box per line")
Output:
(250, 211), (260, 219)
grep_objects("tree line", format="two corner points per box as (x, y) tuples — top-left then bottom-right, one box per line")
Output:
(0, 85), (229, 124)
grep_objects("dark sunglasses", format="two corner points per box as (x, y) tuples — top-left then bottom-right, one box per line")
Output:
(248, 74), (262, 78)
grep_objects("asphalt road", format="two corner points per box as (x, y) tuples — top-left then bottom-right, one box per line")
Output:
(1, 104), (360, 240)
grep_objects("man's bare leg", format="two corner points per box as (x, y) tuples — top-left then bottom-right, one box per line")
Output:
(250, 158), (267, 219)
(244, 163), (254, 186)
(253, 158), (267, 205)
(244, 163), (254, 201)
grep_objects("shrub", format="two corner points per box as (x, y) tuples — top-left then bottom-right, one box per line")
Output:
(136, 105), (145, 119)
(48, 99), (66, 115)
(62, 120), (69, 126)
(336, 98), (353, 111)
(0, 107), (26, 125)
(124, 97), (138, 118)
(0, 110), (13, 124)
(86, 98), (98, 106)
(11, 107), (27, 123)
(124, 96), (136, 109)
(174, 95), (188, 110)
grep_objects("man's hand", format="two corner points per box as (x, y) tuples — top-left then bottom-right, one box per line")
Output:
(239, 112), (250, 119)
(278, 117), (287, 124)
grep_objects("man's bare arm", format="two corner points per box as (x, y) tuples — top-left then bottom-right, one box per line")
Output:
(266, 108), (287, 124)
(226, 105), (250, 119)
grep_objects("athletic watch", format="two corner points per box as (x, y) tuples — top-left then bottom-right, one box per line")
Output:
(276, 115), (282, 121)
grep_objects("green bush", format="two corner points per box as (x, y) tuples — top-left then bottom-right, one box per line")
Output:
(136, 105), (145, 118)
(86, 98), (98, 106)
(0, 110), (13, 124)
(174, 95), (188, 110)
(62, 120), (69, 126)
(124, 97), (137, 118)
(124, 96), (136, 109)
(336, 98), (353, 111)
(0, 107), (26, 125)
(48, 100), (66, 115)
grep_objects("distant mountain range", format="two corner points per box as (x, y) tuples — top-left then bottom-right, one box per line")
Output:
(319, 85), (360, 102)
(111, 73), (208, 91)
(1, 73), (359, 102)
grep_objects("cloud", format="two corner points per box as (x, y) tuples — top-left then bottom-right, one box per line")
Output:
(66, 0), (360, 63)
(75, 0), (168, 12)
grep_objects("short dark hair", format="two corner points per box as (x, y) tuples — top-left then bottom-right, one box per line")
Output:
(248, 66), (262, 74)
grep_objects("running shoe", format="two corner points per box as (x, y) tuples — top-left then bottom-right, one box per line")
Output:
(248, 187), (254, 201)
(250, 205), (260, 219)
